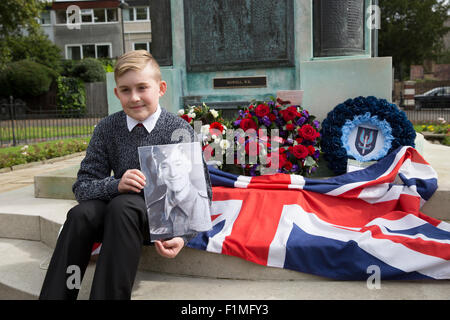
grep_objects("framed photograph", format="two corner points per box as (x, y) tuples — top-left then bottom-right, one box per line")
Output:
(138, 142), (212, 242)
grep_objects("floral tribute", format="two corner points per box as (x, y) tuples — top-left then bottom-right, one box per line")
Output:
(231, 98), (321, 176)
(320, 96), (416, 175)
(178, 99), (321, 177)
(178, 103), (231, 165)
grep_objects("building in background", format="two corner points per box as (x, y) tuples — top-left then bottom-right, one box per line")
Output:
(38, 0), (151, 59)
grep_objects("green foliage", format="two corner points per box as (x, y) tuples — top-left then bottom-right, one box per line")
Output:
(0, 0), (47, 68)
(0, 0), (44, 38)
(6, 32), (63, 73)
(97, 57), (116, 73)
(0, 138), (90, 169)
(71, 58), (106, 83)
(56, 76), (86, 115)
(0, 59), (54, 98)
(379, 0), (450, 80)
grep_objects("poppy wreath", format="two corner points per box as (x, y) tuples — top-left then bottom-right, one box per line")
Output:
(230, 98), (321, 176)
(320, 96), (416, 175)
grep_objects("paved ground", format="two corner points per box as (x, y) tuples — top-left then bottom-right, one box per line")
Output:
(0, 152), (85, 193)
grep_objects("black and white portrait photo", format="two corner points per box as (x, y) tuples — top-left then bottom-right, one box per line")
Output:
(138, 142), (212, 242)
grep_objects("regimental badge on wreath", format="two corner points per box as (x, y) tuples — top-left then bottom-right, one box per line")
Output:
(341, 112), (394, 171)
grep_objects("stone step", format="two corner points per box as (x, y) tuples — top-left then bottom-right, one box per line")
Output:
(1, 237), (449, 300)
(1, 184), (450, 287)
(0, 185), (320, 281)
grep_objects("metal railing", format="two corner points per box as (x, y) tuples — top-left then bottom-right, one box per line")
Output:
(0, 97), (106, 147)
(401, 107), (450, 124)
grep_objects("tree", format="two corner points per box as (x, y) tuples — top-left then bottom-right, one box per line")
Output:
(0, 0), (45, 38)
(7, 31), (63, 73)
(0, 0), (48, 68)
(378, 0), (450, 80)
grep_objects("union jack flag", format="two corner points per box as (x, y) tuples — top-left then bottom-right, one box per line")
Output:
(188, 146), (450, 280)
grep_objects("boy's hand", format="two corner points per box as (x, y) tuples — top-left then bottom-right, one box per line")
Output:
(154, 237), (184, 258)
(118, 169), (146, 193)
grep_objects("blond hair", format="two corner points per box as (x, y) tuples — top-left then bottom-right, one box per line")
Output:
(114, 50), (161, 82)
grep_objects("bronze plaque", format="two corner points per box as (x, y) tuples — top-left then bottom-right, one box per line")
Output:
(184, 0), (294, 72)
(213, 76), (267, 89)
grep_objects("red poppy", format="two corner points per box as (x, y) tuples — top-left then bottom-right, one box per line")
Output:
(286, 123), (295, 131)
(245, 141), (260, 157)
(209, 122), (224, 135)
(181, 114), (192, 123)
(281, 106), (299, 122)
(292, 144), (309, 159)
(240, 118), (257, 131)
(283, 161), (293, 170)
(255, 104), (270, 118)
(300, 124), (318, 141)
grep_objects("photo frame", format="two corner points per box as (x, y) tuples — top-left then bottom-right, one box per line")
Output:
(138, 142), (212, 242)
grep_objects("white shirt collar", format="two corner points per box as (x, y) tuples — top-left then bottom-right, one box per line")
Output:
(126, 104), (162, 133)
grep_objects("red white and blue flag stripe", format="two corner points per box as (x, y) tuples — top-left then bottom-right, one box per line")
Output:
(188, 146), (450, 280)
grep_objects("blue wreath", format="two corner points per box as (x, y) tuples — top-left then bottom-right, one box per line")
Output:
(320, 96), (416, 175)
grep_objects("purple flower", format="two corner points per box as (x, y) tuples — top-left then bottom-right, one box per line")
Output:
(302, 110), (309, 118)
(313, 150), (320, 159)
(291, 164), (299, 172)
(262, 116), (271, 127)
(286, 138), (294, 145)
(296, 117), (306, 126)
(234, 119), (242, 127)
(249, 165), (258, 176)
(313, 120), (320, 129)
(275, 118), (284, 127)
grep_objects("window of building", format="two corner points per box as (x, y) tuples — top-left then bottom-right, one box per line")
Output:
(106, 8), (118, 22)
(56, 10), (67, 24)
(40, 11), (51, 25)
(82, 44), (96, 58)
(97, 45), (111, 58)
(66, 44), (112, 60)
(67, 46), (82, 60)
(124, 7), (150, 21)
(81, 9), (93, 23)
(133, 42), (151, 52)
(94, 9), (106, 23)
(56, 8), (118, 25)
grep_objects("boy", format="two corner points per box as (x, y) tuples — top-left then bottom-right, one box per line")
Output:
(39, 50), (212, 300)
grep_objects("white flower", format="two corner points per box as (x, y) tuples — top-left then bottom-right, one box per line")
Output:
(177, 109), (185, 115)
(21, 152), (28, 156)
(201, 125), (210, 135)
(210, 109), (219, 118)
(21, 145), (29, 151)
(188, 112), (196, 119)
(220, 139), (231, 150)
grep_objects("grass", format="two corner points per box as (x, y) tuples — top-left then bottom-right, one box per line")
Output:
(0, 137), (90, 169)
(0, 125), (95, 142)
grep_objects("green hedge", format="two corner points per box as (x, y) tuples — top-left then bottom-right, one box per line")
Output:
(70, 58), (106, 83)
(56, 76), (87, 115)
(0, 59), (55, 97)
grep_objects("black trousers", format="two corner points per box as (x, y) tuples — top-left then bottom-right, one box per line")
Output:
(39, 194), (150, 300)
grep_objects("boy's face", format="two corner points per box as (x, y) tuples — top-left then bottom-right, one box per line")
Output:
(159, 148), (191, 193)
(114, 64), (167, 122)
